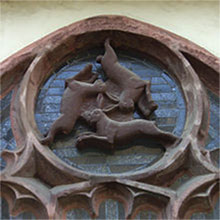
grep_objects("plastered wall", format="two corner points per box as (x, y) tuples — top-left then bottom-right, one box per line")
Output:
(0, 0), (219, 62)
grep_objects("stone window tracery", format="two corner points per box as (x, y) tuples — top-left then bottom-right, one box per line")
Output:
(0, 15), (219, 219)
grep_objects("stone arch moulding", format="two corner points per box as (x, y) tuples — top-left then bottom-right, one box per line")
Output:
(0, 15), (219, 219)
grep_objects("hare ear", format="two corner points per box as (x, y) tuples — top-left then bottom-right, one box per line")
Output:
(133, 78), (147, 89)
(86, 63), (93, 71)
(96, 55), (103, 63)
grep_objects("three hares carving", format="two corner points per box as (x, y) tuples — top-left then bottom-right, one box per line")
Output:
(40, 39), (179, 152)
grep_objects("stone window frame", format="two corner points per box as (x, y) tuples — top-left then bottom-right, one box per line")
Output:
(0, 15), (219, 219)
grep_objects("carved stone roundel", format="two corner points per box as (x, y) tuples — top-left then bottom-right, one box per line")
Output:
(35, 49), (186, 175)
